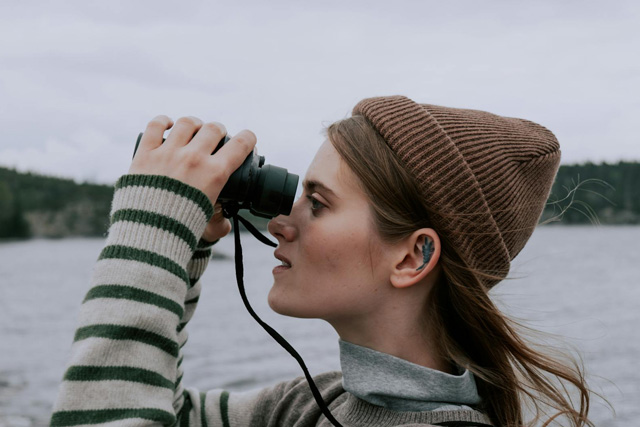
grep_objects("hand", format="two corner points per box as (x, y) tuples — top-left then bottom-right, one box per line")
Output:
(202, 202), (232, 243)
(129, 115), (257, 219)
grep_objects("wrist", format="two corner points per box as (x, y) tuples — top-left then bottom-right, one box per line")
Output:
(107, 174), (215, 267)
(197, 237), (219, 249)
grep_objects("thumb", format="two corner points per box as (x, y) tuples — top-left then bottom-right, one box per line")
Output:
(202, 203), (232, 243)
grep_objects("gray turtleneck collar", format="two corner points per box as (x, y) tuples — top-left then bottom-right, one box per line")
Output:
(339, 339), (482, 412)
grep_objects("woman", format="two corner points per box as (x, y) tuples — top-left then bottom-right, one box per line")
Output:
(51, 96), (592, 426)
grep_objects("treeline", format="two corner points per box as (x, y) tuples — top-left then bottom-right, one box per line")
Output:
(0, 167), (113, 238)
(0, 161), (638, 239)
(540, 161), (640, 225)
(0, 166), (270, 239)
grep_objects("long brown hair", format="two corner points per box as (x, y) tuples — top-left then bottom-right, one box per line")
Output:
(327, 115), (595, 427)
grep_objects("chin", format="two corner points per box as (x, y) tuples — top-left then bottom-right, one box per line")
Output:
(267, 286), (318, 319)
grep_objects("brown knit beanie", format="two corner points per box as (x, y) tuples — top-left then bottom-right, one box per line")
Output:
(353, 95), (561, 289)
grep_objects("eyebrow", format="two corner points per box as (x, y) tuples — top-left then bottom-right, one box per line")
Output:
(302, 179), (339, 199)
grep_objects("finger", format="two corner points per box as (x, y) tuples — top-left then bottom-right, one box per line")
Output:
(209, 129), (257, 178)
(213, 202), (224, 218)
(139, 115), (173, 151)
(202, 217), (231, 242)
(188, 121), (227, 154)
(164, 116), (203, 148)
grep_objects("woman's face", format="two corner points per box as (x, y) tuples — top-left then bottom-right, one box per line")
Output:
(267, 140), (394, 324)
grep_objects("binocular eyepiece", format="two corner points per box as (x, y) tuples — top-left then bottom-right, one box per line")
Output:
(133, 132), (299, 219)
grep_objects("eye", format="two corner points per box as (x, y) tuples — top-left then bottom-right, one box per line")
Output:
(305, 195), (326, 214)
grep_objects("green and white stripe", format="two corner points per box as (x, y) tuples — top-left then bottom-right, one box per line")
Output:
(51, 175), (213, 426)
(90, 259), (189, 302)
(67, 338), (177, 379)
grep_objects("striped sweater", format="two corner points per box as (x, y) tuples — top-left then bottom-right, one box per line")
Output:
(51, 174), (493, 427)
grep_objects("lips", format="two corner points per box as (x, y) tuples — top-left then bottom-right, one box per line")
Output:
(274, 251), (292, 267)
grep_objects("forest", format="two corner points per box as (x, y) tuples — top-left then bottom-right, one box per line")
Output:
(0, 161), (638, 239)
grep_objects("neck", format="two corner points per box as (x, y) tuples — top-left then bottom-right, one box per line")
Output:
(328, 298), (455, 374)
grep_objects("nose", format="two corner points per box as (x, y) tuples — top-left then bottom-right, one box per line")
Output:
(268, 213), (297, 242)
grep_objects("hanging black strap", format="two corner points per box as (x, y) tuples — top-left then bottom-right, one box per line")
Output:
(231, 214), (344, 427)
(234, 214), (277, 247)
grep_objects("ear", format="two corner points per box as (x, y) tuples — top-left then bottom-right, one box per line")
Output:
(389, 228), (441, 289)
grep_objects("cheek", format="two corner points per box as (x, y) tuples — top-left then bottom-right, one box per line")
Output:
(301, 223), (372, 278)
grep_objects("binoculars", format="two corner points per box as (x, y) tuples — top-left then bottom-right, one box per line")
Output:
(133, 132), (299, 219)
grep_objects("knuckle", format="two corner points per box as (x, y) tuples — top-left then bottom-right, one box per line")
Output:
(202, 122), (223, 134)
(184, 153), (202, 169)
(185, 157), (201, 169)
(189, 115), (203, 125)
(181, 151), (202, 168)
(176, 116), (197, 127)
(147, 117), (168, 129)
(210, 167), (228, 185)
(234, 133), (252, 148)
(239, 129), (257, 145)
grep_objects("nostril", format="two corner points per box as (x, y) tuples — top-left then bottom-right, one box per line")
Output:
(267, 214), (298, 242)
(267, 218), (282, 238)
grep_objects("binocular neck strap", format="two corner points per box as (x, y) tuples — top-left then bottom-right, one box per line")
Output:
(230, 214), (344, 427)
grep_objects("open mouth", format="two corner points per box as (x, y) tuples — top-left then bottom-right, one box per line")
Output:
(273, 251), (292, 273)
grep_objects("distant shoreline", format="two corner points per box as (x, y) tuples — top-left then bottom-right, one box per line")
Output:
(2, 162), (639, 240)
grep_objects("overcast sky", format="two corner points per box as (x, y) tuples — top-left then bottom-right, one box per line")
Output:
(0, 0), (638, 185)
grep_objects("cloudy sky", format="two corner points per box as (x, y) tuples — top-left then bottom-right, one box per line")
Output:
(0, 0), (638, 185)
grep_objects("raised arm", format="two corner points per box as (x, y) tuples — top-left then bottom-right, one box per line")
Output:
(51, 117), (257, 426)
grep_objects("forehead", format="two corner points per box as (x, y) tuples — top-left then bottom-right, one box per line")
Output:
(304, 140), (363, 197)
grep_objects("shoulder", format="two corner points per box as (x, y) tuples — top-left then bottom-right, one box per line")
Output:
(282, 370), (343, 394)
(233, 371), (345, 426)
(268, 370), (345, 407)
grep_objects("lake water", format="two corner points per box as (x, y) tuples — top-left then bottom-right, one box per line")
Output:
(0, 226), (638, 426)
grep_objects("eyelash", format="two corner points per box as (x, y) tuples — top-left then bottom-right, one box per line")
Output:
(305, 195), (326, 214)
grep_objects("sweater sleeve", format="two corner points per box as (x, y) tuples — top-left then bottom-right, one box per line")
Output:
(50, 174), (218, 426)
